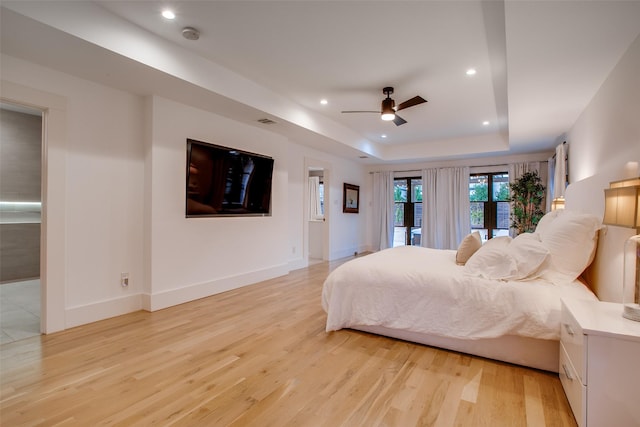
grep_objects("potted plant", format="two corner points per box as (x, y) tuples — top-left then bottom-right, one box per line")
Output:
(509, 170), (545, 235)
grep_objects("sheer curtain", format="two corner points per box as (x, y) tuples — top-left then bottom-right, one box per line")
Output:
(547, 156), (555, 212)
(422, 167), (470, 249)
(308, 176), (323, 220)
(372, 171), (394, 251)
(553, 143), (567, 199)
(545, 143), (567, 212)
(508, 161), (541, 183)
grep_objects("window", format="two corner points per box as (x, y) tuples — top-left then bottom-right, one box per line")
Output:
(394, 177), (422, 246)
(469, 173), (509, 241)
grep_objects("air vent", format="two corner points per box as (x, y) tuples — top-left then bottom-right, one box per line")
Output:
(359, 155), (369, 159)
(257, 118), (276, 125)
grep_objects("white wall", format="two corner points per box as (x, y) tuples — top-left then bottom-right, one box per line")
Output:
(0, 53), (371, 329)
(144, 96), (290, 310)
(564, 34), (640, 303)
(286, 142), (369, 270)
(567, 34), (640, 185)
(1, 54), (145, 328)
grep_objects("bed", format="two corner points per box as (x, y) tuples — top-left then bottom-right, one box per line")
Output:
(322, 209), (603, 372)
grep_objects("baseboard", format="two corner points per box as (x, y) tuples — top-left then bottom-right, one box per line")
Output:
(63, 264), (291, 328)
(329, 244), (373, 261)
(65, 293), (143, 329)
(288, 257), (308, 271)
(142, 263), (290, 312)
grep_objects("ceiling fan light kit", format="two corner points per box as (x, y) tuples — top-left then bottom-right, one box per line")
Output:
(341, 86), (427, 126)
(381, 97), (396, 121)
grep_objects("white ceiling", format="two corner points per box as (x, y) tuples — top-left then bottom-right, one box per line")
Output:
(1, 1), (639, 164)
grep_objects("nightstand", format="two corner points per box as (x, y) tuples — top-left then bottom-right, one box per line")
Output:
(559, 298), (640, 427)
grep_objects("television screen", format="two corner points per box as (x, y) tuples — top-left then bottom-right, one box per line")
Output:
(186, 139), (274, 217)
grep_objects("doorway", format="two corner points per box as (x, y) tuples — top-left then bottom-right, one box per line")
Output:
(393, 177), (423, 247)
(0, 102), (43, 343)
(308, 168), (325, 264)
(305, 159), (331, 265)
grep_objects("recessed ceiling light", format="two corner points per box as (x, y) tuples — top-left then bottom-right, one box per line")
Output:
(320, 99), (328, 105)
(381, 134), (387, 138)
(162, 9), (176, 20)
(466, 68), (477, 76)
(482, 121), (490, 126)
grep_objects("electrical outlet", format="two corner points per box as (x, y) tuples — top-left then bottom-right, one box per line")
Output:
(121, 272), (129, 287)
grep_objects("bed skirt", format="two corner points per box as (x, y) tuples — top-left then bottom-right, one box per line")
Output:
(353, 325), (559, 373)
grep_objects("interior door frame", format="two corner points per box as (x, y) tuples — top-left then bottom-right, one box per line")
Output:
(303, 157), (331, 263)
(1, 80), (68, 333)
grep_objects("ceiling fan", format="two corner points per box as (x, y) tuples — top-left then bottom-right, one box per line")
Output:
(341, 87), (427, 126)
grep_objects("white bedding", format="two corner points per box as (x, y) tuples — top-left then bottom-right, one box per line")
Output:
(322, 245), (598, 340)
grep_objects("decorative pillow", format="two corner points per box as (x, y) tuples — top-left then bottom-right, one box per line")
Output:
(537, 210), (601, 282)
(456, 231), (482, 265)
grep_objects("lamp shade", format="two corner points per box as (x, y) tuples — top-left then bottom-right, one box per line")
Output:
(603, 185), (640, 229)
(551, 197), (565, 211)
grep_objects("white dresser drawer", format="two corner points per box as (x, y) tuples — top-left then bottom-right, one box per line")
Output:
(560, 300), (586, 384)
(559, 342), (586, 427)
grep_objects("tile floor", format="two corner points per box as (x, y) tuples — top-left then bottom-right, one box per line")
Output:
(0, 279), (41, 344)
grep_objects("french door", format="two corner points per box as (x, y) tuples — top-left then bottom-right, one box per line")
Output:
(469, 173), (510, 241)
(393, 177), (422, 246)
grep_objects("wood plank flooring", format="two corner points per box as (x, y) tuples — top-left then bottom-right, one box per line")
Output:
(0, 258), (577, 426)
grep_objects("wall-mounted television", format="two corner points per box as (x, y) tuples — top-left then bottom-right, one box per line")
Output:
(185, 139), (274, 217)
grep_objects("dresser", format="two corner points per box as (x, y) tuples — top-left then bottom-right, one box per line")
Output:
(559, 298), (640, 427)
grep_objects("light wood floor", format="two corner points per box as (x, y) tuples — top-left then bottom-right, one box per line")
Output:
(0, 258), (577, 426)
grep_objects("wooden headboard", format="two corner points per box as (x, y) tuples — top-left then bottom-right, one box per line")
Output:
(565, 171), (636, 302)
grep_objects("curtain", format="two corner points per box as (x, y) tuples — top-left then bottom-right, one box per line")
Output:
(422, 167), (470, 249)
(553, 143), (567, 200)
(422, 169), (437, 248)
(508, 161), (541, 184)
(372, 171), (394, 251)
(308, 176), (323, 220)
(546, 155), (555, 212)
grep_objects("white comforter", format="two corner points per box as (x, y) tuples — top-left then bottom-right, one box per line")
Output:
(322, 246), (597, 340)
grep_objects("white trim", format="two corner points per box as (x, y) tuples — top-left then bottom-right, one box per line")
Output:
(1, 80), (68, 334)
(143, 263), (289, 311)
(288, 258), (308, 271)
(66, 294), (143, 329)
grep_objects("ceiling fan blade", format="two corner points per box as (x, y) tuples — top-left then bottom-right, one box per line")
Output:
(396, 96), (427, 111)
(393, 115), (407, 126)
(341, 110), (380, 114)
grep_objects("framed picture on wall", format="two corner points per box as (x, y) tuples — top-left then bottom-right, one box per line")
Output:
(343, 183), (359, 213)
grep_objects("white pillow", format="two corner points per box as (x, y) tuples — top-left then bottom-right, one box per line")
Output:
(508, 233), (551, 280)
(456, 231), (482, 265)
(538, 210), (601, 282)
(465, 241), (517, 280)
(465, 233), (550, 281)
(535, 210), (561, 235)
(482, 235), (512, 250)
